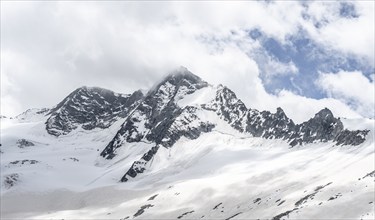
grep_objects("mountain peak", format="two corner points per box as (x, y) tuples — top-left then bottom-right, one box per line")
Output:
(14, 108), (49, 122)
(147, 67), (208, 98)
(275, 107), (288, 118)
(45, 86), (141, 136)
(315, 107), (334, 119)
(75, 86), (116, 96)
(163, 66), (206, 86)
(276, 107), (284, 114)
(171, 66), (189, 75)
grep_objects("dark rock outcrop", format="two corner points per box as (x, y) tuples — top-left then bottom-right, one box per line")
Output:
(133, 204), (154, 217)
(120, 145), (160, 182)
(9, 160), (39, 165)
(334, 129), (369, 146)
(289, 108), (343, 146)
(3, 173), (20, 189)
(160, 106), (215, 148)
(46, 87), (143, 136)
(101, 68), (211, 159)
(246, 107), (296, 140)
(202, 85), (248, 131)
(203, 86), (367, 147)
(17, 139), (35, 148)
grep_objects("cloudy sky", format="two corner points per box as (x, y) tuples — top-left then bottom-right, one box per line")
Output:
(1, 1), (374, 122)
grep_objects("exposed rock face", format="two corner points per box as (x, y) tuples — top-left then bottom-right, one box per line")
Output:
(101, 67), (211, 159)
(202, 85), (248, 131)
(17, 139), (35, 148)
(245, 107), (296, 140)
(3, 173), (20, 189)
(202, 86), (367, 147)
(285, 108), (369, 146)
(120, 145), (160, 182)
(119, 106), (216, 181)
(202, 86), (297, 140)
(288, 108), (344, 146)
(46, 87), (143, 136)
(334, 129), (369, 146)
(8, 160), (39, 166)
(160, 106), (215, 148)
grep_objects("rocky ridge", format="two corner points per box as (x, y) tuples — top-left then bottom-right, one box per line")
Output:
(45, 86), (143, 136)
(17, 68), (369, 182)
(96, 68), (368, 182)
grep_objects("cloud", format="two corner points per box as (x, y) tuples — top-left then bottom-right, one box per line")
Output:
(1, 1), (373, 123)
(301, 1), (375, 66)
(274, 90), (362, 123)
(258, 57), (299, 85)
(317, 70), (375, 118)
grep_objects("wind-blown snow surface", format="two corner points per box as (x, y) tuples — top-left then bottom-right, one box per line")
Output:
(1, 113), (374, 219)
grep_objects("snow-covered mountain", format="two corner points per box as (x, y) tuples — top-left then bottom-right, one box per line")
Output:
(46, 86), (144, 136)
(14, 108), (50, 122)
(1, 67), (374, 219)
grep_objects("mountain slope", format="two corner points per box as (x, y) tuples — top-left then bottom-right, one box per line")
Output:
(1, 68), (374, 220)
(100, 68), (210, 159)
(46, 86), (143, 136)
(95, 69), (369, 182)
(1, 115), (374, 219)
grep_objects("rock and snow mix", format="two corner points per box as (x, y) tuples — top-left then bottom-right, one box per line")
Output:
(1, 68), (374, 219)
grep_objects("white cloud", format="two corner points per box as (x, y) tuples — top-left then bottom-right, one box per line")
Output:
(0, 65), (23, 117)
(302, 1), (375, 66)
(317, 70), (375, 118)
(1, 1), (373, 122)
(274, 90), (362, 123)
(261, 59), (299, 84)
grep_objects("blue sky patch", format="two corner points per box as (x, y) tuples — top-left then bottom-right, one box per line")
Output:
(248, 29), (373, 99)
(340, 2), (359, 18)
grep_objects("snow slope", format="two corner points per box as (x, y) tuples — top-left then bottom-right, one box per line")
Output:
(1, 112), (374, 219)
(1, 69), (374, 219)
